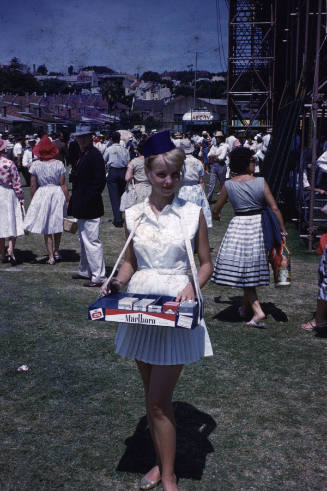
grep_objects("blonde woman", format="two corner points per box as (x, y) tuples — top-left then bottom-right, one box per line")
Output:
(103, 131), (213, 491)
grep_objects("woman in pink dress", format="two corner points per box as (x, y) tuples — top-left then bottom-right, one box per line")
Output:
(0, 139), (24, 265)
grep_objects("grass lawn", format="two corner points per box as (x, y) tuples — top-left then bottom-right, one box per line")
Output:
(0, 182), (326, 490)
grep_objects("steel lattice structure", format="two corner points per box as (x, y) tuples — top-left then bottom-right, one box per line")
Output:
(227, 0), (276, 130)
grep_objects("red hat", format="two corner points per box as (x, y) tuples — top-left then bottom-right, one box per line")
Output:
(33, 135), (59, 159)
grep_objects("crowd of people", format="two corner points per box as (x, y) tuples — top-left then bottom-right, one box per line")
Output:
(0, 124), (323, 490)
(0, 126), (272, 269)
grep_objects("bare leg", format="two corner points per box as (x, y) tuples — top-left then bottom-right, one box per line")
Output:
(147, 364), (183, 491)
(44, 234), (54, 262)
(136, 360), (161, 482)
(315, 300), (327, 325)
(0, 238), (5, 262)
(244, 287), (265, 324)
(54, 232), (62, 253)
(7, 237), (16, 257)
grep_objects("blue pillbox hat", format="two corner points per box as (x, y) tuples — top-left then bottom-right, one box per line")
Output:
(142, 130), (176, 158)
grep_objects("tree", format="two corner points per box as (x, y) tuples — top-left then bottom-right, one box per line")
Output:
(9, 57), (22, 71)
(37, 64), (48, 75)
(0, 67), (41, 94)
(41, 78), (69, 94)
(83, 66), (115, 74)
(68, 65), (74, 75)
(100, 79), (124, 112)
(140, 71), (161, 83)
(173, 85), (193, 97)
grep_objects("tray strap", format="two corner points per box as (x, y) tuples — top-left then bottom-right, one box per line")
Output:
(99, 213), (145, 296)
(179, 217), (204, 323)
(99, 209), (204, 324)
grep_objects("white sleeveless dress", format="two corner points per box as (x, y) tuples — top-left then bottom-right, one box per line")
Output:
(24, 159), (66, 234)
(115, 196), (213, 365)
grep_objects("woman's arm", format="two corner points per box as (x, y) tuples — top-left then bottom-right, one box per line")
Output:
(264, 180), (287, 241)
(199, 176), (205, 191)
(212, 185), (228, 220)
(30, 175), (38, 199)
(176, 211), (213, 302)
(125, 167), (133, 183)
(102, 226), (137, 294)
(60, 174), (70, 204)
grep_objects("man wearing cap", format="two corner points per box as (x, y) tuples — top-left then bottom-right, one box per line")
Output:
(68, 124), (107, 287)
(103, 131), (130, 227)
(207, 132), (229, 203)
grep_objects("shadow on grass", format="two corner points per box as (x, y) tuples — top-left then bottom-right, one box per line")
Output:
(117, 401), (216, 480)
(12, 248), (37, 265)
(212, 296), (288, 323)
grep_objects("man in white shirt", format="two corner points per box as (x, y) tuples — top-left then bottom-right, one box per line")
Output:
(21, 136), (36, 185)
(207, 134), (229, 202)
(262, 130), (272, 153)
(104, 131), (130, 227)
(225, 130), (237, 152)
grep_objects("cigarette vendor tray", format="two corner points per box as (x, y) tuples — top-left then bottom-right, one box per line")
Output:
(88, 293), (199, 329)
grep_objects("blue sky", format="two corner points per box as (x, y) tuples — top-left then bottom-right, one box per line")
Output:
(1, 0), (228, 75)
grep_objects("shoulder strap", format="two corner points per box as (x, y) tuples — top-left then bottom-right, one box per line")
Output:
(99, 213), (144, 296)
(179, 213), (204, 322)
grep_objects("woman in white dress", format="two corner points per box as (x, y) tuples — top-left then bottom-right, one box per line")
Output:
(176, 138), (212, 228)
(0, 139), (24, 265)
(102, 131), (213, 491)
(24, 135), (70, 264)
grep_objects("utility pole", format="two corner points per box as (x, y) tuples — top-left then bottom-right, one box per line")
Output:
(193, 51), (198, 109)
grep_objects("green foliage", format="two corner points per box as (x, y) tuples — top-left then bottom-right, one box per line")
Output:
(100, 79), (124, 112)
(0, 184), (326, 490)
(9, 57), (23, 71)
(83, 66), (115, 74)
(37, 64), (48, 75)
(173, 85), (194, 97)
(41, 78), (69, 95)
(140, 71), (161, 82)
(196, 80), (226, 98)
(0, 68), (41, 94)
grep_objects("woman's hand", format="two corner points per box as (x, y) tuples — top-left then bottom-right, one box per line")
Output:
(99, 278), (122, 297)
(212, 208), (221, 221)
(175, 282), (195, 302)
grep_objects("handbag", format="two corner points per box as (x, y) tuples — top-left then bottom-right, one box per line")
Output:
(270, 244), (291, 286)
(261, 207), (281, 252)
(63, 217), (78, 234)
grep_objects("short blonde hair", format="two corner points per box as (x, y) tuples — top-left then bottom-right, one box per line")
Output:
(144, 147), (185, 171)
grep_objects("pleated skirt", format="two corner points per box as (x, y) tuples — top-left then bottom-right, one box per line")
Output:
(211, 214), (270, 287)
(115, 269), (213, 365)
(0, 185), (24, 238)
(24, 185), (66, 235)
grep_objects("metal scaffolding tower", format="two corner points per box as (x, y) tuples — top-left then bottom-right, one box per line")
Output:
(227, 0), (276, 131)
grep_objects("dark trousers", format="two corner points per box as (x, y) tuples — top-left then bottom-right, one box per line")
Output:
(19, 166), (31, 186)
(106, 167), (126, 224)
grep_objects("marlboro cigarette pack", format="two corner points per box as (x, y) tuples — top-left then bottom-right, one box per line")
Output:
(88, 293), (200, 329)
